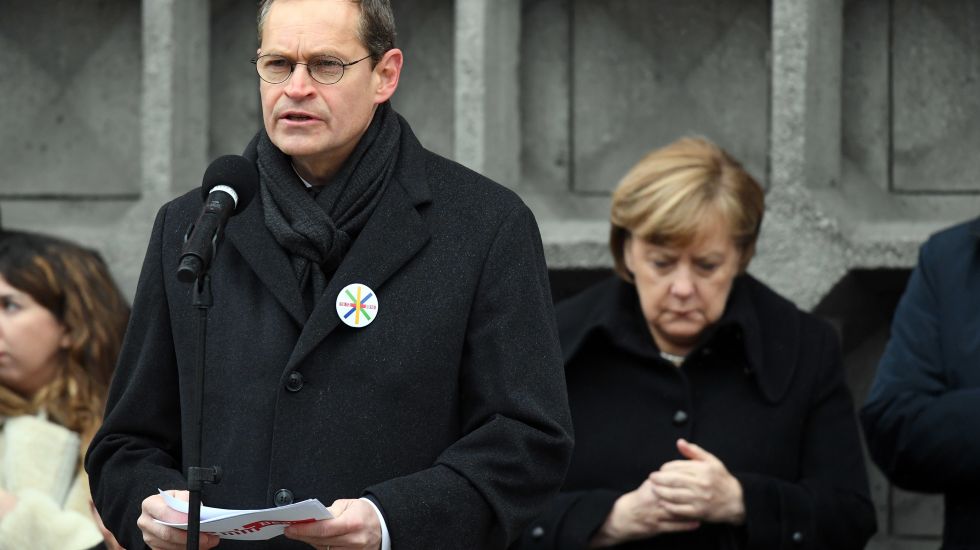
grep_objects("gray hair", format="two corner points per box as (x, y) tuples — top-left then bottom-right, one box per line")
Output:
(257, 0), (396, 63)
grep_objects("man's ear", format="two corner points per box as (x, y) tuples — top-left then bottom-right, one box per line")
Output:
(373, 48), (403, 104)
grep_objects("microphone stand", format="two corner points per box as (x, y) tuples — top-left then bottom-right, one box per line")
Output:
(186, 274), (221, 550)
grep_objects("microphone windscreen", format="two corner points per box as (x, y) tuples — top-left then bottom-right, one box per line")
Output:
(201, 155), (259, 213)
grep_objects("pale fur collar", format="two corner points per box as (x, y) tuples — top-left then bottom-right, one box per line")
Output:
(0, 415), (79, 504)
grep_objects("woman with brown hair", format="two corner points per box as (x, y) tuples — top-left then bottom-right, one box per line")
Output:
(0, 230), (129, 549)
(515, 137), (876, 549)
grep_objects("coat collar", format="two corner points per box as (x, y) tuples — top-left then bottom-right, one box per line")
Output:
(227, 191), (307, 325)
(559, 274), (800, 403)
(1, 414), (79, 499)
(228, 117), (433, 371)
(970, 216), (980, 241)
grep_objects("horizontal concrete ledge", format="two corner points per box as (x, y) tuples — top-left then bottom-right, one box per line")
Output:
(539, 220), (612, 270)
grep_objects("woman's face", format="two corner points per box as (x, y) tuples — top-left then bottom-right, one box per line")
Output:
(624, 218), (741, 356)
(0, 274), (67, 397)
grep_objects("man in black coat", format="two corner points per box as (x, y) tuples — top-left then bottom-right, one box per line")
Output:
(85, 1), (573, 549)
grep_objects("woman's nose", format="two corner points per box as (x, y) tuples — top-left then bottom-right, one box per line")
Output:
(670, 270), (695, 297)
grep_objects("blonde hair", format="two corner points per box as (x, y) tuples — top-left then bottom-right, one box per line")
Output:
(609, 137), (764, 280)
(0, 231), (129, 458)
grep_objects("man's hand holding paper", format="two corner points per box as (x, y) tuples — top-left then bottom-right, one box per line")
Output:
(139, 490), (220, 550)
(141, 489), (333, 547)
(284, 498), (382, 550)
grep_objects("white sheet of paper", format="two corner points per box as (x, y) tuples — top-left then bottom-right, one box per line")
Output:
(155, 490), (333, 541)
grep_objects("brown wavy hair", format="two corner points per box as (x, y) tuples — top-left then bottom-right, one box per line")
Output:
(0, 231), (129, 455)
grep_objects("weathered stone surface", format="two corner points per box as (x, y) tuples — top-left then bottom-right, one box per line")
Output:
(1, 3), (976, 544)
(0, 1), (141, 197)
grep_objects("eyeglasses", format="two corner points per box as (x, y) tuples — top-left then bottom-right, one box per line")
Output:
(251, 54), (372, 85)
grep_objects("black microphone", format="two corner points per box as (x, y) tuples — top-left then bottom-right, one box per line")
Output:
(176, 155), (258, 283)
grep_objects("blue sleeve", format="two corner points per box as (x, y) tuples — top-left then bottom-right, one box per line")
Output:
(861, 238), (980, 492)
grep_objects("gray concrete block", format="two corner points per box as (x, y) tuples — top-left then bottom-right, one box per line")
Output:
(0, 1), (140, 197)
(209, 0), (261, 160)
(842, 0), (890, 193)
(571, 0), (769, 194)
(391, 0), (455, 160)
(892, 0), (980, 192)
(454, 0), (522, 187)
(520, 0), (572, 195)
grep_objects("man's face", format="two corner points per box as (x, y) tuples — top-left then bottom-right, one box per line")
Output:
(258, 0), (393, 177)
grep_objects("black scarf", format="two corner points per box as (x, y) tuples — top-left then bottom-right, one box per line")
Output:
(251, 101), (401, 314)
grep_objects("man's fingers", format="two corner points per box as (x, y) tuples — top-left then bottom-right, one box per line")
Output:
(138, 492), (221, 550)
(142, 492), (191, 524)
(328, 499), (355, 518)
(285, 517), (339, 539)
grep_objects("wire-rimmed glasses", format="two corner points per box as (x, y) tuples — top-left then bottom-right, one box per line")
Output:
(251, 54), (372, 85)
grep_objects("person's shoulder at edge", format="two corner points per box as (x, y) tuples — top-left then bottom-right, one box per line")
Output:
(735, 273), (840, 377)
(553, 275), (630, 362)
(154, 186), (211, 223)
(737, 273), (827, 330)
(555, 275), (622, 321)
(918, 215), (980, 259)
(415, 145), (528, 214)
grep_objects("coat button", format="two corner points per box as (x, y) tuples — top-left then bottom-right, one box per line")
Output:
(530, 525), (545, 539)
(285, 371), (304, 392)
(672, 410), (688, 426)
(274, 488), (294, 506)
(791, 531), (804, 544)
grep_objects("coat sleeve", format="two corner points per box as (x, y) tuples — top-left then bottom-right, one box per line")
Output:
(85, 203), (188, 549)
(510, 489), (619, 549)
(736, 326), (876, 550)
(861, 239), (980, 492)
(364, 203), (575, 549)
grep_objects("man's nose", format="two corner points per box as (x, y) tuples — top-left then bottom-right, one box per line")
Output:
(284, 64), (316, 96)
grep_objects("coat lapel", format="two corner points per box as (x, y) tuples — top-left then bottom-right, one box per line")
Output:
(226, 195), (307, 326)
(285, 175), (431, 371)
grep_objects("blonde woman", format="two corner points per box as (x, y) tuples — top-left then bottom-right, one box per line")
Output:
(0, 231), (129, 549)
(516, 138), (876, 549)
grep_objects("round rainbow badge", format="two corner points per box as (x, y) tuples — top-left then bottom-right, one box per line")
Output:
(336, 283), (378, 328)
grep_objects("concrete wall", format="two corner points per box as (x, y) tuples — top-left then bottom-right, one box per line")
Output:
(3, 1), (980, 546)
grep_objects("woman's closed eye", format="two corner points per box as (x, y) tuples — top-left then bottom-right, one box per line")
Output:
(695, 261), (719, 273)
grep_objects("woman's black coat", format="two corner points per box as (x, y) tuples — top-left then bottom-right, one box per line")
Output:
(514, 274), (876, 549)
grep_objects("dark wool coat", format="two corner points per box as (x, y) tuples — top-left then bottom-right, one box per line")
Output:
(85, 121), (574, 549)
(513, 275), (876, 550)
(862, 217), (980, 550)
